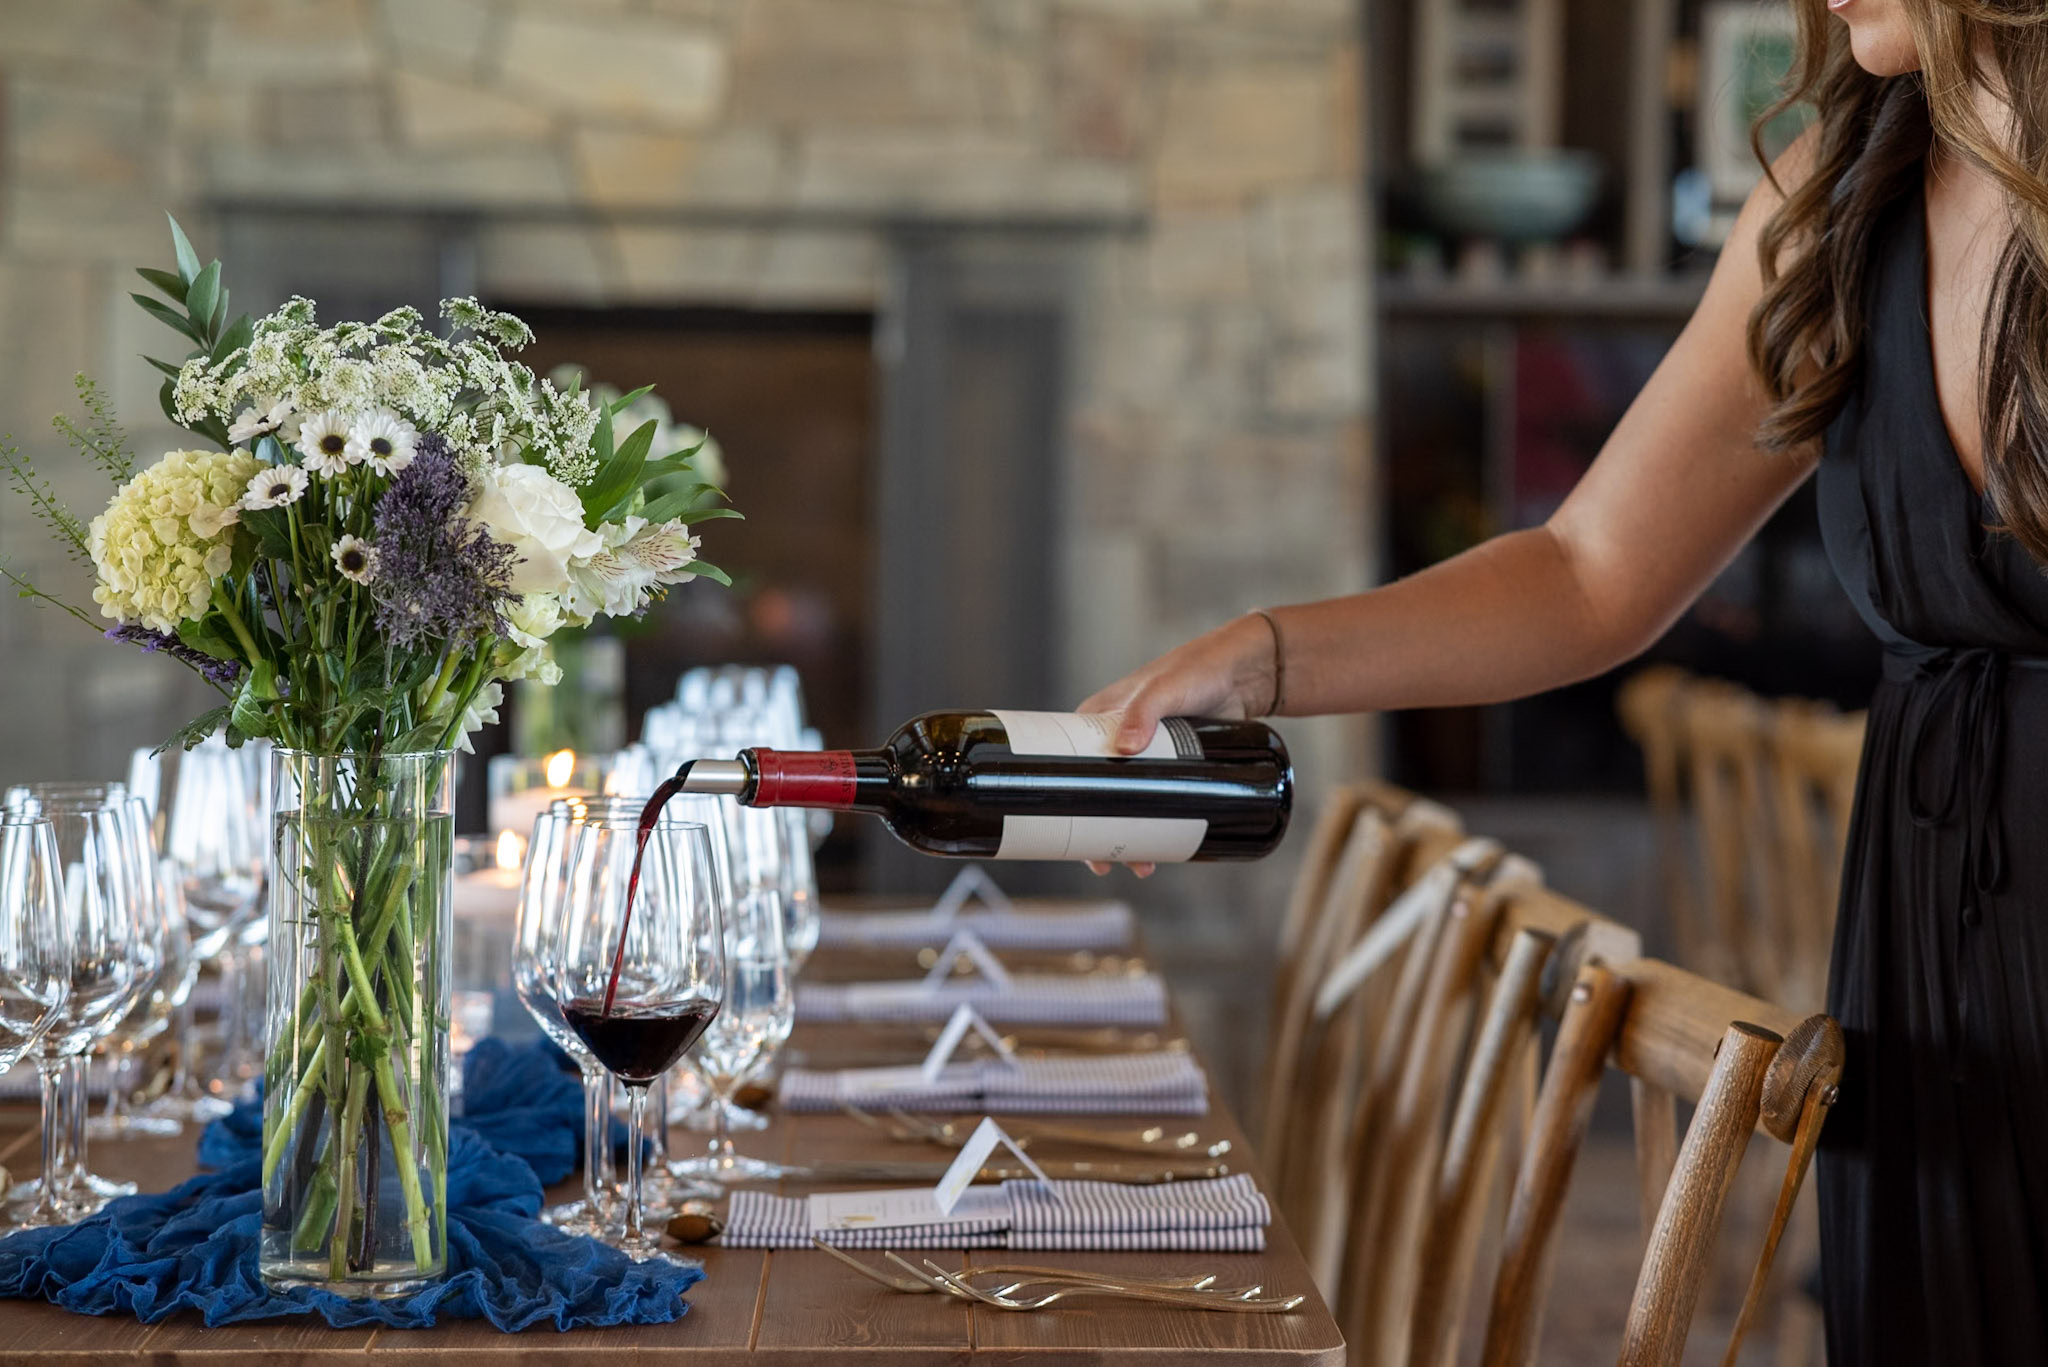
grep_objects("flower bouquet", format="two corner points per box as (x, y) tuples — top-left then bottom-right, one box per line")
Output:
(0, 216), (734, 1294)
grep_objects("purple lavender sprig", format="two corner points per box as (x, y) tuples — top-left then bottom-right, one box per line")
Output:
(104, 623), (243, 687)
(369, 434), (516, 648)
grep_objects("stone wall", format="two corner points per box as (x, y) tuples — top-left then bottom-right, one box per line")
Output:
(0, 0), (1373, 1096)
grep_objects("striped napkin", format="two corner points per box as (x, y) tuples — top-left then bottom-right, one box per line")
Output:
(722, 1173), (1269, 1251)
(796, 974), (1169, 1028)
(779, 1051), (1208, 1115)
(816, 901), (1135, 952)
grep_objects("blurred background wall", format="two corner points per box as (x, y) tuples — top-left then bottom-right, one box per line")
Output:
(0, 0), (1373, 1094)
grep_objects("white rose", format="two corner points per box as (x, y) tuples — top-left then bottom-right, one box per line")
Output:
(466, 464), (600, 595)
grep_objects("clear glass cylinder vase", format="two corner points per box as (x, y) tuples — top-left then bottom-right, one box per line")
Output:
(260, 748), (453, 1297)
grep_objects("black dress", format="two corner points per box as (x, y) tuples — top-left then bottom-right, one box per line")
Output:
(1816, 178), (2048, 1363)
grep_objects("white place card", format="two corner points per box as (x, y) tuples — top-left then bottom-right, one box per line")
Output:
(920, 928), (1013, 993)
(934, 1116), (1059, 1215)
(808, 1184), (1008, 1232)
(921, 1002), (1019, 1082)
(924, 863), (1015, 922)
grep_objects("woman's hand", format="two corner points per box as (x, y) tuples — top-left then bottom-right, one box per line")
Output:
(1078, 612), (1280, 753)
(1075, 612), (1279, 876)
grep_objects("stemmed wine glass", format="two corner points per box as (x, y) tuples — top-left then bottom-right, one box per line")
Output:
(130, 737), (268, 1113)
(0, 815), (73, 1158)
(6, 793), (148, 1226)
(669, 804), (793, 1186)
(553, 817), (724, 1262)
(89, 854), (196, 1138)
(513, 798), (631, 1236)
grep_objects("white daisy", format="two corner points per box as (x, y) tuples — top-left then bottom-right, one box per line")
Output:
(297, 409), (357, 476)
(226, 394), (294, 446)
(240, 464), (309, 511)
(345, 408), (419, 476)
(332, 534), (378, 585)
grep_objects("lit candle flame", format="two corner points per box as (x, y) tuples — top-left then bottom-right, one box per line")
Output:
(495, 829), (524, 872)
(544, 749), (575, 789)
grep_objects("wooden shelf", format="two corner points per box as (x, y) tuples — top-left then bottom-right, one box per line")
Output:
(1379, 272), (1709, 323)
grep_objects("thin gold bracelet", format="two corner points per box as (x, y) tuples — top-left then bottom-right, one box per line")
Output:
(1251, 608), (1286, 717)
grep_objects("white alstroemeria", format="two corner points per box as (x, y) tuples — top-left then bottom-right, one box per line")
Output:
(240, 463), (309, 511)
(331, 534), (378, 585)
(504, 593), (565, 650)
(226, 394), (294, 446)
(346, 408), (419, 476)
(499, 644), (562, 685)
(297, 409), (357, 476)
(465, 464), (600, 596)
(454, 682), (503, 754)
(561, 517), (699, 621)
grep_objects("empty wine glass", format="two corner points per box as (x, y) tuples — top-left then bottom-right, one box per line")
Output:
(669, 810), (792, 1186)
(90, 854), (195, 1139)
(777, 807), (820, 969)
(132, 737), (267, 1110)
(553, 817), (723, 1262)
(514, 798), (633, 1237)
(7, 794), (147, 1226)
(0, 815), (73, 1133)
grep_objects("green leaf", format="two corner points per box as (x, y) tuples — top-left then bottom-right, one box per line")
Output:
(136, 267), (187, 304)
(210, 285), (230, 336)
(607, 384), (655, 415)
(639, 485), (738, 525)
(229, 670), (270, 742)
(685, 560), (732, 587)
(675, 505), (745, 525)
(158, 377), (180, 426)
(580, 418), (656, 527)
(132, 294), (204, 344)
(166, 214), (202, 285)
(211, 311), (251, 363)
(184, 262), (221, 342)
(240, 507), (295, 561)
(143, 355), (183, 379)
(153, 705), (232, 755)
(176, 615), (242, 664)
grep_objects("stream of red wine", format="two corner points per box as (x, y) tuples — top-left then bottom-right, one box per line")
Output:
(601, 763), (693, 1017)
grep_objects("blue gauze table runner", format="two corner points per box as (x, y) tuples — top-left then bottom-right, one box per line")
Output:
(0, 1038), (701, 1330)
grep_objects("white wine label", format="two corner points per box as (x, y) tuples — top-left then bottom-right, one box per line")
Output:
(992, 709), (1185, 760)
(996, 815), (1208, 863)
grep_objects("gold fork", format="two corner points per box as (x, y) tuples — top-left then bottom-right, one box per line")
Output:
(808, 1238), (1251, 1296)
(895, 1254), (1305, 1313)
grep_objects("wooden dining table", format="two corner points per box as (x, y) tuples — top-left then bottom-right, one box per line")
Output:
(0, 926), (1345, 1365)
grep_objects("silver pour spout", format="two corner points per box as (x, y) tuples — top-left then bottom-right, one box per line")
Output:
(678, 759), (748, 795)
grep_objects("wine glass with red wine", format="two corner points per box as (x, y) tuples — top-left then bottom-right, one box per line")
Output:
(553, 816), (725, 1262)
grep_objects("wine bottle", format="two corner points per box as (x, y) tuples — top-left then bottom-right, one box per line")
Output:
(674, 709), (1293, 863)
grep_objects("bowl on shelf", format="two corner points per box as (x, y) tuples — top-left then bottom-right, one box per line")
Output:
(1412, 150), (1603, 245)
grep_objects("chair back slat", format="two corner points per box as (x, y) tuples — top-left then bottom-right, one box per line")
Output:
(1407, 925), (1559, 1367)
(1480, 961), (1635, 1367)
(1618, 1022), (1782, 1367)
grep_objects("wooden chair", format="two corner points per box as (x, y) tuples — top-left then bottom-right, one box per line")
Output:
(1331, 875), (1643, 1366)
(1762, 700), (1864, 1012)
(1616, 666), (1707, 973)
(1677, 682), (1781, 1000)
(1280, 800), (1467, 1275)
(1260, 781), (1401, 1170)
(1478, 955), (1845, 1367)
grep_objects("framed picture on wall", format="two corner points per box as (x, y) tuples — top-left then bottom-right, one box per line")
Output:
(1698, 2), (1811, 203)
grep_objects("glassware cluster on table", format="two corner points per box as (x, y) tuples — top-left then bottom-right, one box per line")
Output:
(509, 663), (821, 1258)
(0, 666), (819, 1261)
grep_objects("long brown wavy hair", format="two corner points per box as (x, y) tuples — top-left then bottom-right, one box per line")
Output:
(1748, 1), (2048, 561)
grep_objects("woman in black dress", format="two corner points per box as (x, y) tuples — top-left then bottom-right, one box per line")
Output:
(1081, 2), (2048, 1360)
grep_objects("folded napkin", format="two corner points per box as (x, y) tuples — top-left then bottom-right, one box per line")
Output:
(796, 974), (1169, 1028)
(779, 1051), (1208, 1116)
(817, 901), (1134, 952)
(0, 1039), (700, 1331)
(722, 1174), (1269, 1251)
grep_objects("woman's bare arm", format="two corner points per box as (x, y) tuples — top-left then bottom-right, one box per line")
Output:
(1082, 149), (1818, 755)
